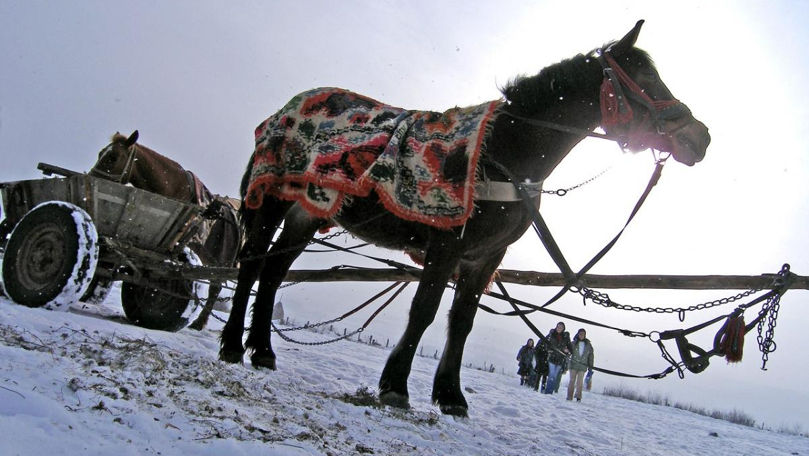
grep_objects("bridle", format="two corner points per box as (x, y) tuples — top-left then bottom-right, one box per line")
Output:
(596, 48), (692, 148)
(89, 143), (138, 184)
(502, 47), (694, 151)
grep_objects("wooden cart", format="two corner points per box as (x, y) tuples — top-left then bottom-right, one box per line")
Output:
(0, 163), (210, 330)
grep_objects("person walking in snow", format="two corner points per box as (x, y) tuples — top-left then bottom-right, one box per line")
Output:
(532, 337), (549, 392)
(543, 322), (571, 395)
(516, 338), (535, 386)
(566, 328), (594, 402)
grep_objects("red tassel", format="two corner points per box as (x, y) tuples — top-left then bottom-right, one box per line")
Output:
(719, 315), (746, 363)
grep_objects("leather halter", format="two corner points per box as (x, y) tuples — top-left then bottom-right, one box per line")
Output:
(596, 48), (691, 141)
(502, 48), (692, 148)
(89, 143), (138, 184)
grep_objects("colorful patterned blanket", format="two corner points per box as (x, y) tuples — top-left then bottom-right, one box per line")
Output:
(245, 87), (501, 228)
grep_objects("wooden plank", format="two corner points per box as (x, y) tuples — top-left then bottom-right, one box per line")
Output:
(165, 266), (809, 290)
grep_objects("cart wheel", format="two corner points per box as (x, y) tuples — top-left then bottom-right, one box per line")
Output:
(0, 217), (12, 249)
(1, 202), (99, 310)
(120, 248), (205, 331)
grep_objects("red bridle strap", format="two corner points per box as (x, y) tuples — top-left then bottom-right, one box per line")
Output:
(599, 52), (680, 128)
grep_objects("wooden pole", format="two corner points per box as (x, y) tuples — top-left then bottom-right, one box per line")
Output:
(175, 266), (809, 290)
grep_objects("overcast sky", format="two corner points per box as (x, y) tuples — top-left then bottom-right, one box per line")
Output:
(2, 1), (808, 429)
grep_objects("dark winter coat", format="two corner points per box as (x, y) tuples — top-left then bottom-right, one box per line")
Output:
(545, 330), (571, 366)
(516, 345), (534, 375)
(533, 342), (549, 375)
(569, 338), (594, 372)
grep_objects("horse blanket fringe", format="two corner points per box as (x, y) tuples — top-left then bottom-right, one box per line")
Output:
(245, 87), (501, 228)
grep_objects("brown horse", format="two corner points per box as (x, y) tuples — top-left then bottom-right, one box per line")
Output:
(89, 131), (241, 329)
(221, 21), (711, 416)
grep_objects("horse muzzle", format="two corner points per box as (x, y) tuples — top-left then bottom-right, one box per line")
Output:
(670, 120), (710, 166)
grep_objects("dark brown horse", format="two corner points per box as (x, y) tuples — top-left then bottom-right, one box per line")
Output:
(220, 21), (710, 416)
(89, 131), (241, 329)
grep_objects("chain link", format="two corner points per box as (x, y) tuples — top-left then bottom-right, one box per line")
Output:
(238, 229), (349, 263)
(578, 286), (761, 317)
(270, 320), (363, 346)
(541, 166), (611, 196)
(756, 292), (782, 370)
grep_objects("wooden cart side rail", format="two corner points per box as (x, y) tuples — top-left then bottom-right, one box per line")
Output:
(166, 266), (809, 291)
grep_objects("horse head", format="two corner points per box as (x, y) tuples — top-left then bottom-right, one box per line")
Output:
(598, 20), (710, 166)
(89, 130), (140, 183)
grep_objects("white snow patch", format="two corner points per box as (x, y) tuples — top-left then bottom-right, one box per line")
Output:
(0, 293), (807, 455)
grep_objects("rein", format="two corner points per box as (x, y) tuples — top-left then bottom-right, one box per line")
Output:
(480, 153), (667, 304)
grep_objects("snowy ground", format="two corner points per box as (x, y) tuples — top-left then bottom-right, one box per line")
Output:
(1, 287), (807, 456)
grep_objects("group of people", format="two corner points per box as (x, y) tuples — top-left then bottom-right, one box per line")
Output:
(516, 322), (594, 402)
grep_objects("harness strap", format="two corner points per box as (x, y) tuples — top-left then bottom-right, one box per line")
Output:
(480, 154), (666, 309)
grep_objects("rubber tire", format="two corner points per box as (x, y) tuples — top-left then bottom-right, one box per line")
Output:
(120, 249), (202, 332)
(2, 202), (98, 310)
(121, 280), (193, 331)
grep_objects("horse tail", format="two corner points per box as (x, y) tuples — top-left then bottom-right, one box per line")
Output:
(238, 153), (256, 235)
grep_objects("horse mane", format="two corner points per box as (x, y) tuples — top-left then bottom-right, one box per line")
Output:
(500, 46), (656, 116)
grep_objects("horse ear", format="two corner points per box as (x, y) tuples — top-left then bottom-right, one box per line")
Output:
(610, 20), (645, 56)
(126, 130), (139, 146)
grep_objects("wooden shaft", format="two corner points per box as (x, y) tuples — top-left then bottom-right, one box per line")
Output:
(169, 266), (808, 290)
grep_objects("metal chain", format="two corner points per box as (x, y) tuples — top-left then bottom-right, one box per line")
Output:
(238, 229), (349, 263)
(271, 315), (347, 333)
(541, 166), (612, 196)
(270, 320), (363, 346)
(578, 286), (761, 320)
(756, 291), (782, 370)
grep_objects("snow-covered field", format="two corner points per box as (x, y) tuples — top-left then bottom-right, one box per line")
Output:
(1, 288), (807, 456)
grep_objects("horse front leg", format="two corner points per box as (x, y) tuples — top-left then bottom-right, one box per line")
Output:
(432, 250), (506, 416)
(379, 231), (460, 409)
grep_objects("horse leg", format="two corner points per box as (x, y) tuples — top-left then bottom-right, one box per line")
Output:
(245, 205), (323, 370)
(378, 230), (461, 409)
(432, 249), (506, 416)
(220, 200), (291, 363)
(188, 282), (222, 331)
(191, 207), (241, 331)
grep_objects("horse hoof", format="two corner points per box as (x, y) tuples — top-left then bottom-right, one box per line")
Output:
(437, 403), (469, 417)
(379, 391), (410, 409)
(251, 353), (277, 370)
(218, 349), (244, 364)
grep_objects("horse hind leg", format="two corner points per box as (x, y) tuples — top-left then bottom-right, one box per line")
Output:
(432, 249), (506, 416)
(188, 282), (223, 331)
(220, 198), (292, 363)
(245, 205), (325, 370)
(191, 211), (240, 331)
